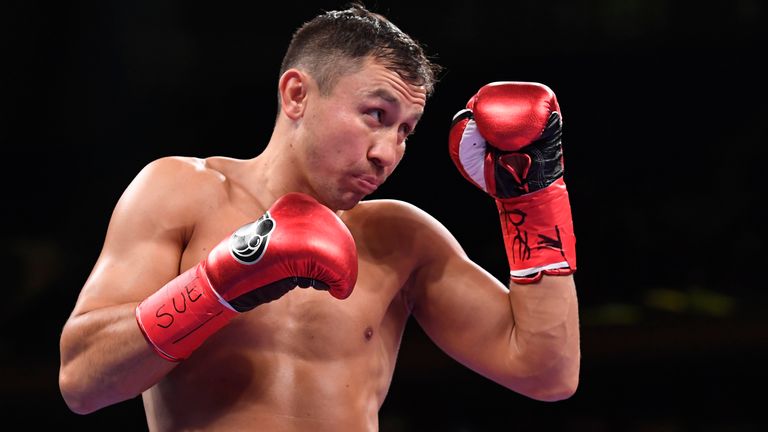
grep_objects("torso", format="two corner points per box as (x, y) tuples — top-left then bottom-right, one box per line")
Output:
(142, 157), (416, 431)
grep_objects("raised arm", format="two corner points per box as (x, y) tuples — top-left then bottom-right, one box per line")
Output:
(409, 82), (580, 401)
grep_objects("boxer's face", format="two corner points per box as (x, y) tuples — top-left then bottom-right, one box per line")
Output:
(297, 57), (427, 210)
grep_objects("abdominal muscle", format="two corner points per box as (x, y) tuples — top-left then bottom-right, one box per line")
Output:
(141, 284), (409, 432)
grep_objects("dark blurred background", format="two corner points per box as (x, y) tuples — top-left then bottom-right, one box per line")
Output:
(2, 0), (766, 430)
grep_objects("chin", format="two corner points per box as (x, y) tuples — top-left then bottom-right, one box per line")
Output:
(327, 193), (366, 211)
(335, 198), (362, 211)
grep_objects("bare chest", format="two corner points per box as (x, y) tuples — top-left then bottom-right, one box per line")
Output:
(211, 280), (408, 371)
(179, 203), (414, 359)
(234, 270), (407, 355)
(147, 198), (422, 429)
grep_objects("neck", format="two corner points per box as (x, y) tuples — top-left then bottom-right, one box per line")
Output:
(249, 143), (305, 204)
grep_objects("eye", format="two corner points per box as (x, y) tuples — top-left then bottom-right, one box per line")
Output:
(368, 109), (384, 123)
(399, 123), (413, 137)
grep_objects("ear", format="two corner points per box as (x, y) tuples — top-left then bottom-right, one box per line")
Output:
(278, 69), (309, 120)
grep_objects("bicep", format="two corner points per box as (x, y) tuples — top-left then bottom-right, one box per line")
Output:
(407, 216), (514, 375)
(72, 235), (181, 317)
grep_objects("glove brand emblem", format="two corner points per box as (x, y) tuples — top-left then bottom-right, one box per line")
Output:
(229, 212), (276, 264)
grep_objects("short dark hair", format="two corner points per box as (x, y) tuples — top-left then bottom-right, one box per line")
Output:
(280, 2), (442, 98)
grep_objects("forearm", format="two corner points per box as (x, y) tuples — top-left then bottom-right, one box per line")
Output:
(447, 81), (580, 399)
(59, 303), (176, 414)
(505, 274), (580, 400)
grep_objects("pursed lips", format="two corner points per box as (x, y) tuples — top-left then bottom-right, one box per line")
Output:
(351, 174), (381, 194)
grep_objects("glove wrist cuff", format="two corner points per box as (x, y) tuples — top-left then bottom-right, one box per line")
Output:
(136, 264), (238, 361)
(496, 178), (577, 284)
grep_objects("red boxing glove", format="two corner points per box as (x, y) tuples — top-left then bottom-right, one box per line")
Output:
(136, 192), (358, 361)
(449, 82), (576, 283)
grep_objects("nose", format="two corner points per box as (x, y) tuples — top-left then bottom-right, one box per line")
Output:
(367, 130), (402, 169)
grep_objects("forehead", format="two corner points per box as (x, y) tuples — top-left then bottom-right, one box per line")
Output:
(336, 57), (427, 109)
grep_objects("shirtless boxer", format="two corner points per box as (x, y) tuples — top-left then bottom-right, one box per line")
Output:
(58, 3), (580, 431)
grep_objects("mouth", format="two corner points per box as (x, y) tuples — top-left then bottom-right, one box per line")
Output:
(351, 175), (381, 195)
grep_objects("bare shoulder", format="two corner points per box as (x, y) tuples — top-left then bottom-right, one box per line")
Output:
(136, 156), (228, 195)
(113, 156), (232, 231)
(346, 199), (466, 260)
(351, 199), (438, 225)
